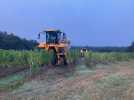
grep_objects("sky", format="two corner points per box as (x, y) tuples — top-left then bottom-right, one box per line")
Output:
(0, 0), (134, 46)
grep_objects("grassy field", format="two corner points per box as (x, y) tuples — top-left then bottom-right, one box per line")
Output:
(1, 49), (134, 69)
(84, 52), (134, 66)
(0, 49), (49, 68)
(4, 60), (134, 100)
(1, 49), (134, 93)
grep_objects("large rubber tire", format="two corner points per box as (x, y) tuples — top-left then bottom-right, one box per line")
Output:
(63, 55), (68, 66)
(50, 50), (57, 65)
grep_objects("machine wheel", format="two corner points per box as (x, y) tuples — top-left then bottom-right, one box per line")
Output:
(50, 49), (57, 65)
(63, 55), (68, 65)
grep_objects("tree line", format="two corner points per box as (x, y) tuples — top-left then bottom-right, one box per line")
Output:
(0, 31), (38, 50)
(72, 43), (134, 52)
(128, 42), (134, 52)
(0, 31), (134, 52)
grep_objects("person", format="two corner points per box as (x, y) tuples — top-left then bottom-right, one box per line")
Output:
(80, 48), (88, 57)
(80, 49), (84, 57)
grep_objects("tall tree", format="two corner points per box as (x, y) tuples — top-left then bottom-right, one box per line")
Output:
(0, 31), (38, 50)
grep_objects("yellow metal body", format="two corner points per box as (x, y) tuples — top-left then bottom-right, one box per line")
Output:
(38, 30), (70, 65)
(38, 42), (69, 65)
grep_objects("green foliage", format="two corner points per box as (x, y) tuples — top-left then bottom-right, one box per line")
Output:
(68, 49), (81, 64)
(1, 49), (134, 73)
(0, 49), (49, 69)
(1, 49), (134, 91)
(84, 52), (134, 66)
(68, 48), (134, 66)
(0, 31), (37, 50)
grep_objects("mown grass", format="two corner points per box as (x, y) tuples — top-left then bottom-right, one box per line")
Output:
(80, 74), (130, 100)
(0, 74), (25, 91)
(96, 74), (128, 89)
(94, 74), (129, 100)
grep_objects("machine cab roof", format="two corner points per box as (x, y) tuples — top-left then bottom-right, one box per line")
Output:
(38, 29), (66, 44)
(45, 29), (60, 32)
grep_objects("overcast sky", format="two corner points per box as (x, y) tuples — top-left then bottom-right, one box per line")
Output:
(0, 0), (134, 46)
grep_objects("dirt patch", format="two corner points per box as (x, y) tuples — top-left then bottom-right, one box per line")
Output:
(2, 60), (134, 100)
(0, 66), (28, 78)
